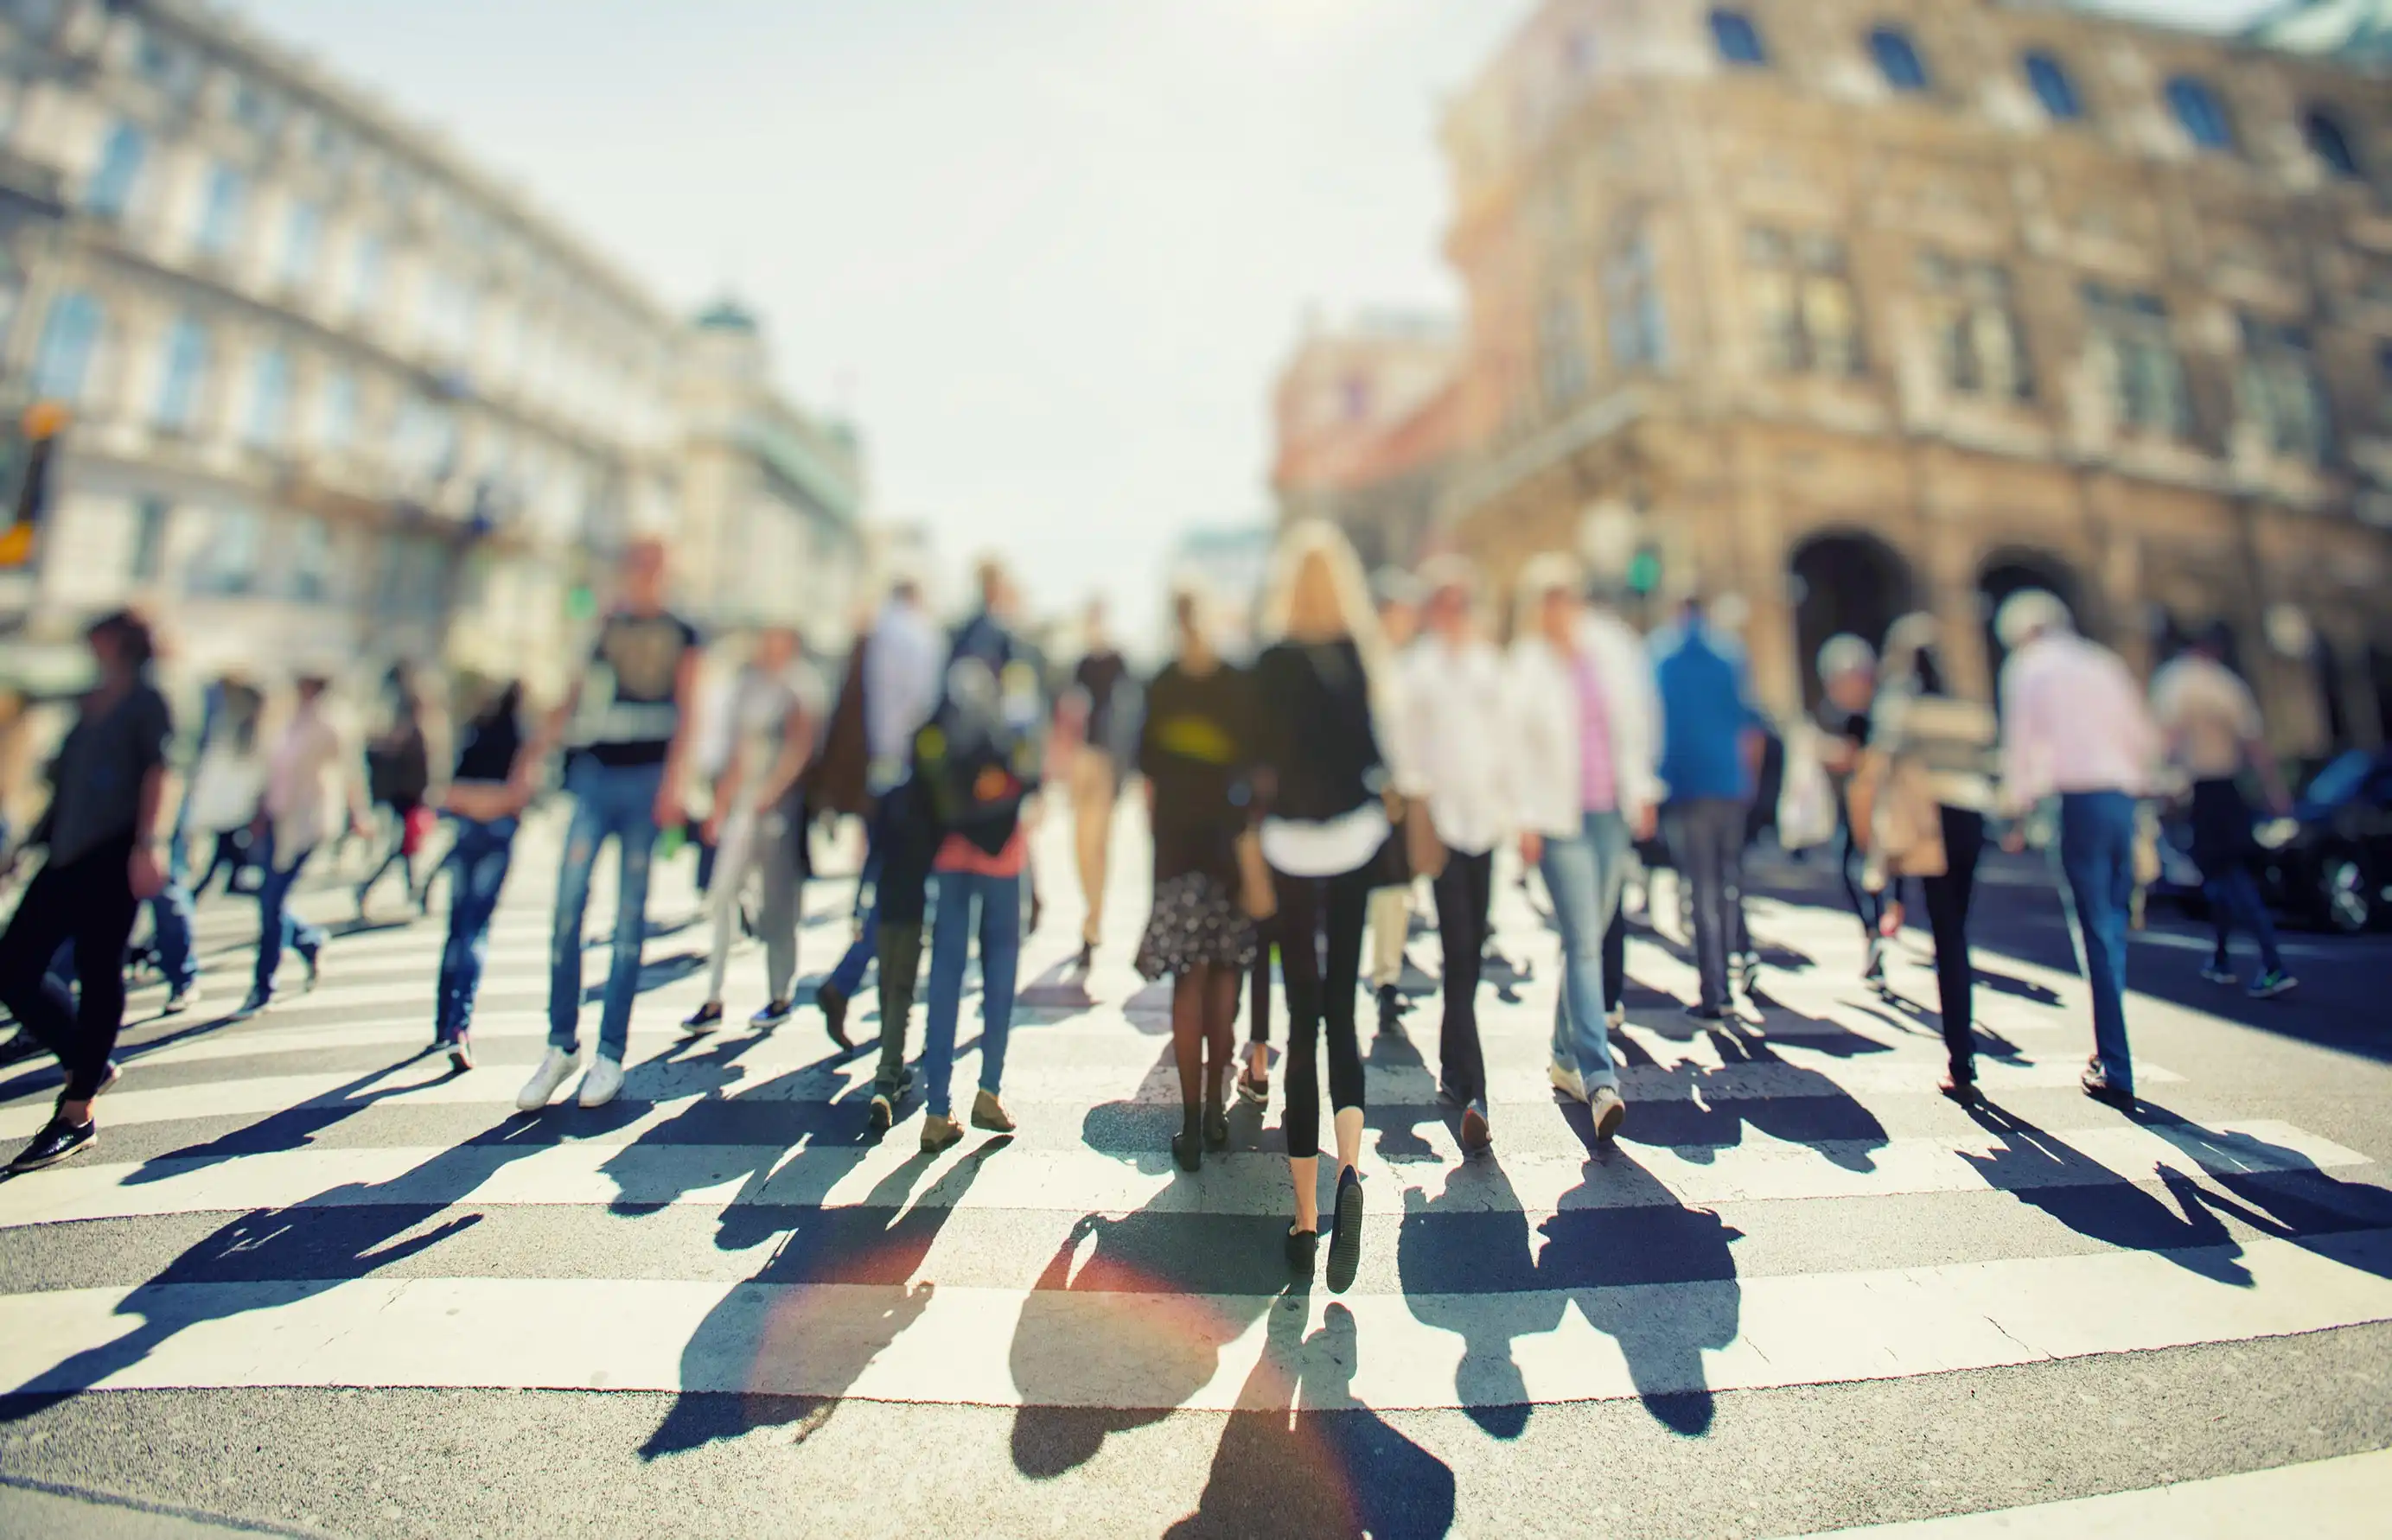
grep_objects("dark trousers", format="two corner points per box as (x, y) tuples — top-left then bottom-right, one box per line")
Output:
(1921, 807), (1986, 1081)
(436, 817), (518, 1042)
(1272, 863), (1370, 1161)
(1663, 799), (1750, 1010)
(1836, 816), (1882, 942)
(0, 837), (139, 1102)
(1603, 907), (1627, 1014)
(1432, 848), (1494, 1105)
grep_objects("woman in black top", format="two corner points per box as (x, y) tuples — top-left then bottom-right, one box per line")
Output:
(0, 610), (175, 1174)
(358, 671), (445, 919)
(1135, 590), (1258, 1174)
(430, 680), (529, 1072)
(1250, 523), (1389, 1295)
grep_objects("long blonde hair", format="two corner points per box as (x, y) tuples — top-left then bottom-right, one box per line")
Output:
(1258, 520), (1388, 678)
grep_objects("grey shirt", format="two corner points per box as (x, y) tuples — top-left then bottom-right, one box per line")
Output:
(43, 680), (173, 867)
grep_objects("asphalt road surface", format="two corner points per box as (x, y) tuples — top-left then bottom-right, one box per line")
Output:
(1, 805), (2386, 1539)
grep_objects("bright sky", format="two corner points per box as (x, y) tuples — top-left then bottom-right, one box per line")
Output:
(230, 0), (2279, 633)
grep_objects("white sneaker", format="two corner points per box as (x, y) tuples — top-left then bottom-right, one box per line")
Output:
(515, 1047), (578, 1111)
(577, 1054), (625, 1108)
(1548, 1059), (1587, 1104)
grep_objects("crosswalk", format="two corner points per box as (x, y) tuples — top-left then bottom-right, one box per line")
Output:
(2, 804), (2388, 1524)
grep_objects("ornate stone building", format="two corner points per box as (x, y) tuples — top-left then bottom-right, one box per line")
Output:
(1268, 309), (1466, 573)
(1432, 0), (2392, 751)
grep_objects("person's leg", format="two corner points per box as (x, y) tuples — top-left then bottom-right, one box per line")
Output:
(251, 830), (295, 998)
(1431, 850), (1490, 1110)
(1072, 750), (1113, 949)
(1725, 801), (1753, 961)
(0, 865), (80, 1072)
(1322, 867), (1369, 1170)
(1838, 818), (1879, 943)
(438, 820), (515, 1043)
(1171, 970), (1206, 1127)
(1203, 963), (1238, 1112)
(1585, 811), (1634, 1073)
(64, 846), (140, 1104)
(2212, 863), (2285, 977)
(2061, 792), (2135, 1093)
(1539, 828), (1611, 1087)
(1668, 805), (1725, 1009)
(920, 873), (975, 1119)
(596, 765), (663, 1064)
(1603, 903), (1628, 1015)
(702, 806), (758, 1003)
(1275, 873), (1326, 1210)
(1923, 808), (1983, 1083)
(148, 878), (198, 995)
(1365, 887), (1405, 990)
(546, 780), (609, 1054)
(826, 801), (890, 999)
(758, 808), (805, 1004)
(975, 870), (1023, 1100)
(873, 919), (925, 1095)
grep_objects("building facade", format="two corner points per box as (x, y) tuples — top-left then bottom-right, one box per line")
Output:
(674, 301), (866, 652)
(0, 0), (682, 698)
(1430, 0), (2392, 754)
(1268, 308), (1465, 573)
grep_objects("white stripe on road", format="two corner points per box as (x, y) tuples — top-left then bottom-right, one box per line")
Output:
(1, 1120), (2361, 1231)
(0, 1228), (2384, 1410)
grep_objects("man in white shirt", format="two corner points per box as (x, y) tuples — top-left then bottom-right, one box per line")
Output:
(1363, 570), (1424, 1033)
(1396, 557), (1510, 1153)
(2150, 627), (2296, 999)
(1996, 590), (2160, 1105)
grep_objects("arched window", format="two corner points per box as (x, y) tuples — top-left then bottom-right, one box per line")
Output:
(154, 316), (209, 431)
(85, 119), (147, 217)
(1709, 9), (1767, 67)
(2022, 50), (2083, 122)
(30, 290), (102, 402)
(2304, 107), (2362, 179)
(2166, 75), (2236, 152)
(1868, 26), (1930, 93)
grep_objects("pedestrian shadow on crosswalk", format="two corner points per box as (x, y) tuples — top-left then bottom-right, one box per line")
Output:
(638, 1140), (1007, 1457)
(2125, 1104), (2392, 1283)
(1164, 1295), (1458, 1540)
(1611, 1020), (1892, 1174)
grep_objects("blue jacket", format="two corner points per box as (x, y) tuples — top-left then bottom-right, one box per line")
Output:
(1653, 623), (1758, 804)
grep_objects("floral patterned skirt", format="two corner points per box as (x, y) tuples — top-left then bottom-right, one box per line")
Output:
(1136, 871), (1260, 981)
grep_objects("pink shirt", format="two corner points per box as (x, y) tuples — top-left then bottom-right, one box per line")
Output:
(1573, 648), (1618, 814)
(1999, 633), (2159, 806)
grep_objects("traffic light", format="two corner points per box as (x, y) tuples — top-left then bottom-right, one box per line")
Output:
(0, 402), (67, 570)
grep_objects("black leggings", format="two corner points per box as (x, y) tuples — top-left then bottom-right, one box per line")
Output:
(1922, 807), (1986, 1080)
(1272, 863), (1370, 1161)
(1432, 849), (1493, 1105)
(1837, 817), (1882, 941)
(0, 836), (140, 1102)
(1603, 905), (1627, 1014)
(1248, 910), (1275, 1047)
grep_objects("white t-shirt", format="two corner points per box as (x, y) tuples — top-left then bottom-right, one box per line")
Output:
(2150, 655), (2261, 783)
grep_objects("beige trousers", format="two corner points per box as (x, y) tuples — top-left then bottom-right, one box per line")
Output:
(1070, 749), (1117, 946)
(1367, 884), (1411, 990)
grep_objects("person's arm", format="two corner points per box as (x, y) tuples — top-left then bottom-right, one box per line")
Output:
(754, 684), (820, 813)
(513, 678), (583, 798)
(340, 718), (373, 832)
(656, 637), (706, 827)
(128, 694), (175, 898)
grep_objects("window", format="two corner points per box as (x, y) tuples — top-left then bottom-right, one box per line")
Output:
(191, 506), (260, 595)
(1920, 255), (2032, 402)
(1538, 296), (1587, 409)
(246, 347), (290, 449)
(290, 517), (332, 602)
(316, 371), (357, 450)
(129, 497), (169, 582)
(195, 163), (246, 256)
(30, 290), (101, 402)
(2166, 76), (2235, 153)
(2236, 315), (2331, 463)
(1710, 8), (1767, 67)
(231, 81), (279, 135)
(350, 234), (385, 313)
(86, 120), (147, 217)
(281, 202), (322, 287)
(1606, 231), (1668, 371)
(395, 394), (457, 477)
(153, 316), (208, 431)
(2379, 340), (2392, 427)
(1748, 228), (1864, 376)
(2083, 285), (2190, 438)
(1868, 26), (1930, 93)
(2304, 108), (2362, 179)
(2023, 50), (2083, 122)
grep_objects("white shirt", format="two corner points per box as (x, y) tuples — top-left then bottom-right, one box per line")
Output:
(264, 701), (367, 852)
(1999, 632), (2159, 806)
(863, 598), (945, 787)
(1393, 632), (1511, 857)
(1508, 610), (1663, 839)
(2149, 654), (2261, 783)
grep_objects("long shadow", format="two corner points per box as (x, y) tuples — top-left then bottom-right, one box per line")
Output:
(2126, 1101), (2392, 1282)
(1955, 1101), (2255, 1285)
(0, 1117), (558, 1420)
(1617, 1015), (1893, 1175)
(1395, 1158), (1553, 1439)
(1166, 1294), (1455, 1539)
(118, 1059), (481, 1183)
(640, 1140), (1006, 1456)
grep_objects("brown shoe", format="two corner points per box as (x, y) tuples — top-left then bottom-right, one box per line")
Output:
(971, 1088), (1016, 1133)
(921, 1114), (964, 1154)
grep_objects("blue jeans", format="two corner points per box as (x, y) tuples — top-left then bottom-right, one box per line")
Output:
(549, 760), (665, 1060)
(921, 868), (1022, 1117)
(1541, 811), (1631, 1090)
(2205, 865), (2284, 977)
(147, 834), (198, 992)
(827, 838), (884, 999)
(437, 816), (519, 1042)
(252, 829), (322, 997)
(2058, 791), (2137, 1092)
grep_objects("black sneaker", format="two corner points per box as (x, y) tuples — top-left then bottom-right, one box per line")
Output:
(680, 1001), (724, 1036)
(2247, 970), (2299, 1001)
(819, 983), (851, 1049)
(750, 999), (794, 1029)
(868, 1091), (896, 1134)
(1375, 985), (1402, 1036)
(234, 990), (272, 1020)
(8, 1116), (95, 1174)
(2199, 964), (2238, 987)
(1326, 1166), (1364, 1294)
(1170, 1130), (1202, 1174)
(0, 1034), (39, 1068)
(161, 983), (198, 1015)
(1285, 1225), (1318, 1274)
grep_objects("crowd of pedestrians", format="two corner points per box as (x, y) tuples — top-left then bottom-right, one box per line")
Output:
(0, 519), (2318, 1303)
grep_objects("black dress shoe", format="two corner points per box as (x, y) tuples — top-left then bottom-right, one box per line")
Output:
(1203, 1107), (1230, 1150)
(819, 983), (851, 1048)
(1326, 1166), (1364, 1294)
(1285, 1225), (1318, 1273)
(1170, 1130), (1202, 1173)
(9, 1116), (96, 1174)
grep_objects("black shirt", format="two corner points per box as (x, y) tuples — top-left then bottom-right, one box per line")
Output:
(577, 611), (701, 768)
(44, 680), (173, 867)
(1139, 661), (1251, 883)
(1250, 640), (1383, 824)
(453, 707), (524, 785)
(1075, 650), (1132, 754)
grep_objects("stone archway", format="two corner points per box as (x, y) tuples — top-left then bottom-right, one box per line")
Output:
(1978, 547), (2095, 686)
(1788, 531), (1917, 712)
